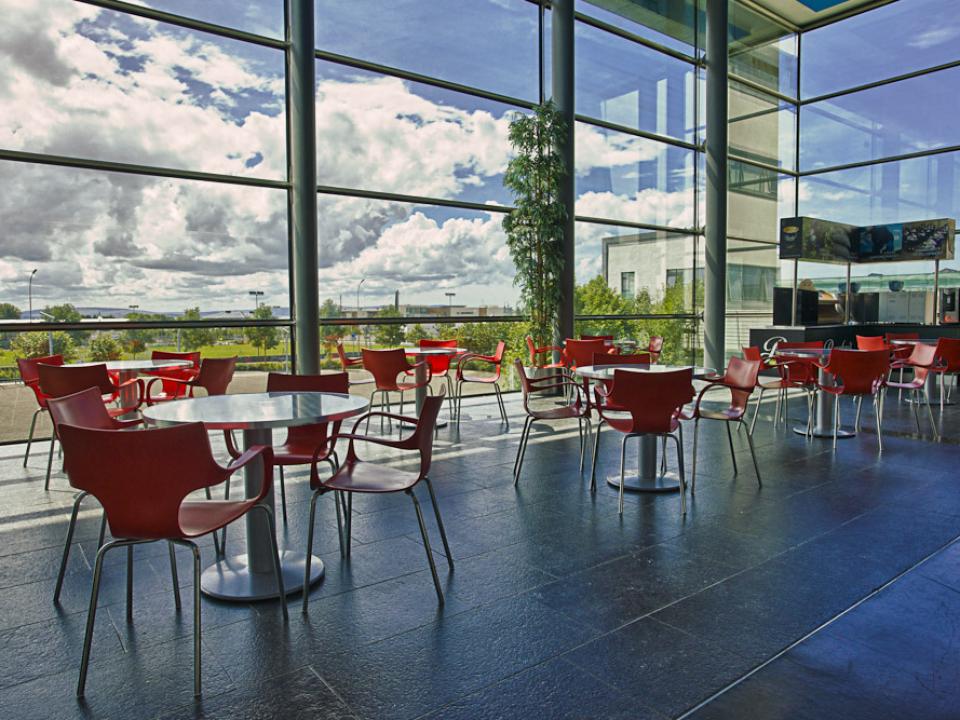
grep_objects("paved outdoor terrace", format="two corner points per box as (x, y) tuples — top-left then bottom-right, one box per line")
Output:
(0, 388), (958, 719)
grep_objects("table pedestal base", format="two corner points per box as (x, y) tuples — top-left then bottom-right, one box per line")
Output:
(792, 426), (855, 439)
(201, 550), (323, 601)
(606, 472), (681, 493)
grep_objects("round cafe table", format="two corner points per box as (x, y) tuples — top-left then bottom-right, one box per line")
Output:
(772, 348), (855, 440)
(143, 391), (369, 601)
(575, 364), (715, 493)
(404, 347), (465, 427)
(68, 358), (191, 410)
(889, 339), (954, 407)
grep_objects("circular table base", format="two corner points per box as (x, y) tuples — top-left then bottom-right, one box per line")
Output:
(904, 397), (955, 407)
(201, 550), (323, 601)
(606, 472), (681, 493)
(793, 425), (855, 439)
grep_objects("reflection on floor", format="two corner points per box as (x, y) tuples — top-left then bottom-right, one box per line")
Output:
(0, 389), (957, 719)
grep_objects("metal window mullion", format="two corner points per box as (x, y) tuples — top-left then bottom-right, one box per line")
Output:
(572, 10), (698, 65)
(799, 143), (960, 178)
(728, 72), (797, 105)
(316, 185), (514, 215)
(573, 214), (701, 236)
(800, 55), (960, 106)
(574, 114), (699, 152)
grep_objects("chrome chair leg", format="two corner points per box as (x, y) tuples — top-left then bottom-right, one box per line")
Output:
(168, 542), (182, 612)
(513, 416), (533, 484)
(854, 396), (863, 431)
(744, 422), (762, 487)
(667, 432), (686, 516)
(590, 419), (603, 492)
(577, 418), (585, 473)
(255, 504), (288, 620)
(455, 379), (464, 428)
(78, 539), (121, 697)
(126, 546), (134, 622)
(725, 422), (738, 475)
(874, 394), (883, 454)
(912, 389), (923, 433)
(44, 434), (57, 491)
(618, 433), (629, 515)
(494, 383), (508, 423)
(446, 375), (455, 421)
(54, 491), (88, 604)
(278, 466), (287, 524)
(303, 490), (322, 613)
(424, 478), (453, 568)
(23, 408), (41, 466)
(833, 394), (840, 452)
(97, 512), (107, 549)
(331, 488), (345, 558)
(185, 541), (201, 696)
(924, 388), (940, 441)
(691, 418), (700, 494)
(749, 387), (764, 435)
(409, 489), (444, 604)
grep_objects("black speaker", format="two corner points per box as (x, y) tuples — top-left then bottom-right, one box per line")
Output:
(773, 287), (818, 325)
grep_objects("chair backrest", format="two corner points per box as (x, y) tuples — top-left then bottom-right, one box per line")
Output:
(48, 387), (120, 435)
(195, 357), (236, 396)
(856, 335), (888, 351)
(742, 346), (762, 363)
(935, 337), (960, 372)
(606, 368), (693, 434)
(885, 332), (920, 342)
(721, 357), (760, 412)
(336, 341), (358, 369)
(592, 352), (651, 366)
(362, 348), (410, 388)
(409, 391), (445, 478)
(151, 350), (201, 369)
(57, 422), (238, 540)
(564, 339), (607, 370)
(525, 335), (541, 365)
(267, 372), (350, 447)
(647, 336), (664, 354)
(17, 354), (64, 406)
(419, 338), (458, 374)
(489, 341), (506, 363)
(906, 343), (939, 382)
(581, 335), (613, 342)
(825, 349), (889, 395)
(38, 363), (114, 399)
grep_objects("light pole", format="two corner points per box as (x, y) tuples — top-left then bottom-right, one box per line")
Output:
(249, 290), (264, 310)
(28, 268), (37, 322)
(445, 291), (456, 315)
(38, 310), (55, 355)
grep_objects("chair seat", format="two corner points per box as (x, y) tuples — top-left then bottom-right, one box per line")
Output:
(459, 371), (499, 384)
(697, 407), (744, 421)
(535, 361), (566, 371)
(529, 405), (583, 421)
(106, 406), (140, 419)
(605, 414), (680, 435)
(886, 379), (925, 391)
(178, 499), (258, 537)
(273, 440), (334, 465)
(347, 377), (375, 386)
(758, 378), (787, 390)
(321, 460), (418, 494)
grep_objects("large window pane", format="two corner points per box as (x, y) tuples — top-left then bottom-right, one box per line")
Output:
(801, 0), (960, 99)
(729, 164), (795, 243)
(576, 123), (695, 227)
(0, 0), (285, 179)
(315, 0), (539, 101)
(0, 161), (288, 312)
(727, 239), (777, 311)
(729, 0), (797, 98)
(316, 61), (517, 206)
(729, 81), (796, 171)
(576, 21), (697, 143)
(800, 66), (960, 171)
(317, 194), (517, 312)
(576, 0), (698, 56)
(127, 0), (283, 38)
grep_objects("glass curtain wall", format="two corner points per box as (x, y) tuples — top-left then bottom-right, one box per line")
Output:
(796, 0), (960, 320)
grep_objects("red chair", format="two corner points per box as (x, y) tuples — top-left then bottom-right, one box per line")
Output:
(563, 338), (610, 372)
(885, 332), (920, 399)
(581, 335), (613, 342)
(886, 343), (940, 440)
(526, 334), (566, 371)
(224, 372), (348, 526)
(929, 337), (960, 413)
(145, 357), (236, 404)
(47, 388), (148, 602)
(592, 368), (693, 514)
(336, 340), (373, 386)
(303, 392), (450, 609)
(38, 363), (144, 420)
(770, 341), (824, 426)
(513, 359), (591, 481)
(420, 338), (460, 419)
(743, 345), (817, 433)
(142, 351), (201, 401)
(647, 336), (664, 362)
(16, 354), (63, 466)
(58, 422), (286, 698)
(361, 348), (431, 433)
(855, 335), (888, 352)
(587, 352), (652, 412)
(689, 358), (762, 492)
(454, 341), (508, 426)
(815, 349), (889, 451)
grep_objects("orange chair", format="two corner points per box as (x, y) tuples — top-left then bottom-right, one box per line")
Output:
(455, 341), (508, 426)
(689, 358), (762, 492)
(815, 349), (889, 451)
(303, 392), (450, 608)
(142, 350), (201, 401)
(145, 357), (236, 404)
(361, 348), (431, 433)
(886, 344), (940, 440)
(58, 422), (286, 698)
(885, 332), (920, 399)
(563, 338), (610, 372)
(419, 338), (460, 419)
(592, 368), (693, 514)
(581, 335), (613, 342)
(929, 337), (960, 413)
(336, 340), (373, 386)
(647, 336), (664, 362)
(855, 335), (888, 351)
(526, 334), (566, 371)
(16, 354), (64, 466)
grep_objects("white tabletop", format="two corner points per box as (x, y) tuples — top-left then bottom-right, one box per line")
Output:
(67, 359), (192, 372)
(142, 391), (370, 431)
(575, 364), (715, 381)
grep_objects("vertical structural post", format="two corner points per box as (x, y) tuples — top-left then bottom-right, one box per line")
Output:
(553, 0), (575, 345)
(933, 258), (941, 324)
(287, 0), (319, 373)
(704, 0), (728, 371)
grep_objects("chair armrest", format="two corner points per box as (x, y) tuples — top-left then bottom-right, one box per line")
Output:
(114, 417), (145, 430)
(224, 445), (274, 503)
(534, 344), (564, 355)
(692, 380), (732, 414)
(223, 429), (243, 459)
(402, 360), (432, 382)
(349, 410), (419, 434)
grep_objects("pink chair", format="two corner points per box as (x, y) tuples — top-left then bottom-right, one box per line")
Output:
(886, 344), (940, 440)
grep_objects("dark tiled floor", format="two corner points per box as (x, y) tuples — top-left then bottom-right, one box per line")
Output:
(0, 388), (959, 719)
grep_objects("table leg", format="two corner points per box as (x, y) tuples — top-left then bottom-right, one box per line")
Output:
(413, 355), (448, 428)
(116, 370), (138, 415)
(200, 428), (324, 601)
(793, 367), (854, 439)
(606, 435), (680, 493)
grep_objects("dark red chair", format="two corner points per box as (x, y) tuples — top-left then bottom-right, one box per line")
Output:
(855, 335), (888, 352)
(815, 349), (889, 451)
(563, 338), (610, 372)
(513, 359), (591, 481)
(592, 368), (693, 514)
(526, 334), (566, 371)
(16, 354), (63, 466)
(142, 350), (201, 401)
(454, 341), (508, 426)
(689, 358), (762, 492)
(581, 335), (613, 342)
(58, 422), (286, 698)
(930, 337), (960, 413)
(224, 372), (348, 526)
(47, 388), (146, 602)
(361, 348), (431, 433)
(145, 357), (236, 404)
(743, 345), (817, 434)
(770, 341), (824, 427)
(336, 340), (373, 386)
(420, 338), (460, 419)
(303, 392), (450, 609)
(647, 336), (664, 362)
(886, 343), (940, 440)
(588, 352), (652, 412)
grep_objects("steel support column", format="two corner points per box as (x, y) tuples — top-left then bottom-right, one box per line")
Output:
(704, 0), (728, 372)
(286, 0), (319, 373)
(553, 0), (576, 345)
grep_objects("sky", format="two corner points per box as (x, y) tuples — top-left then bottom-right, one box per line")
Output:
(1, 0), (959, 314)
